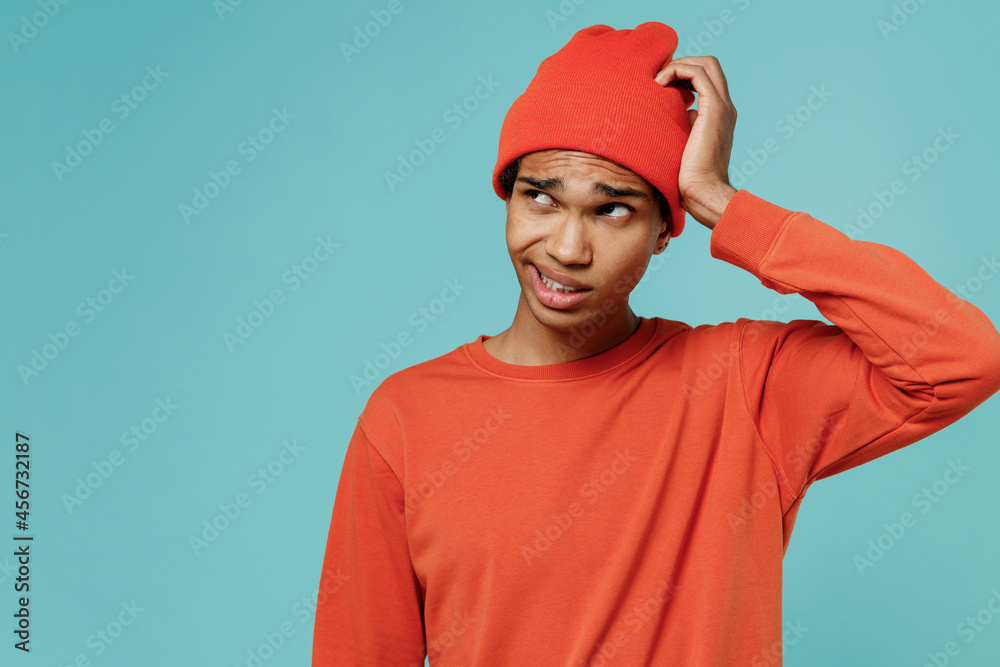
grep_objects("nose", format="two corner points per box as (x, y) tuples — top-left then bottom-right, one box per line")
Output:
(545, 211), (591, 266)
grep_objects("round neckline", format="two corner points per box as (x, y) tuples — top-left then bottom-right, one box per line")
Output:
(464, 316), (658, 380)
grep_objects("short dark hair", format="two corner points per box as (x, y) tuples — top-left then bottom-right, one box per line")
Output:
(498, 155), (672, 232)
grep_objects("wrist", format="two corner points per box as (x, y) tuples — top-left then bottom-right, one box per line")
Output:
(684, 182), (737, 230)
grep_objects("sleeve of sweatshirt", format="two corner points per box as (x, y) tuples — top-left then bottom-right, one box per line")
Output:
(709, 189), (1000, 512)
(311, 419), (426, 666)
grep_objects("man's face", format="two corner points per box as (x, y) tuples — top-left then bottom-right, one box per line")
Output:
(504, 148), (669, 331)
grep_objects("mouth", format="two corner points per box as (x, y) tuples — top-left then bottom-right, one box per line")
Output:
(531, 264), (590, 293)
(529, 264), (592, 310)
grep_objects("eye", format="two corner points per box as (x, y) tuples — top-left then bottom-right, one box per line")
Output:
(526, 189), (554, 206)
(599, 202), (633, 219)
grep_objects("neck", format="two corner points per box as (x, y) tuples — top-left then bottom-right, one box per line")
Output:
(487, 294), (641, 365)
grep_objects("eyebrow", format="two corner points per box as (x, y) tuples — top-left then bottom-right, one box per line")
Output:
(516, 175), (651, 200)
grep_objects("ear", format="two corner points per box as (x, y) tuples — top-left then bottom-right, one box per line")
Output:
(653, 216), (672, 253)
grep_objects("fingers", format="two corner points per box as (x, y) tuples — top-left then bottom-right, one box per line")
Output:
(655, 56), (736, 119)
(677, 56), (733, 102)
(655, 61), (724, 119)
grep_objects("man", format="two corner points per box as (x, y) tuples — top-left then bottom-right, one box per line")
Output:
(312, 22), (1000, 665)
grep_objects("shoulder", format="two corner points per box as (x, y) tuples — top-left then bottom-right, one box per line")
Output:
(649, 315), (837, 362)
(358, 339), (471, 436)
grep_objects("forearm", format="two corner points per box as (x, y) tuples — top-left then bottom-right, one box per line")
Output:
(683, 182), (737, 230)
(712, 190), (1000, 405)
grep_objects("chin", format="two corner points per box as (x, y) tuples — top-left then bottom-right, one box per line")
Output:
(533, 307), (581, 330)
(526, 291), (601, 329)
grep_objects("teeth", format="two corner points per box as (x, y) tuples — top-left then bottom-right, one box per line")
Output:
(539, 272), (582, 294)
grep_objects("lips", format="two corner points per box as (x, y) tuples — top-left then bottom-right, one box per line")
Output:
(529, 264), (592, 309)
(532, 263), (590, 290)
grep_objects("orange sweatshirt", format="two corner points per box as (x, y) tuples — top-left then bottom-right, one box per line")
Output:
(312, 190), (1000, 666)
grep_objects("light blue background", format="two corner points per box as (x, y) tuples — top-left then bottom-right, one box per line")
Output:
(2, 0), (998, 664)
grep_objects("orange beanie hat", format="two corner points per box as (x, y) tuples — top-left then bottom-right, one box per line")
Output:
(492, 22), (695, 237)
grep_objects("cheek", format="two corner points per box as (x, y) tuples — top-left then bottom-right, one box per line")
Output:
(604, 239), (654, 288)
(505, 224), (521, 255)
(504, 215), (539, 251)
